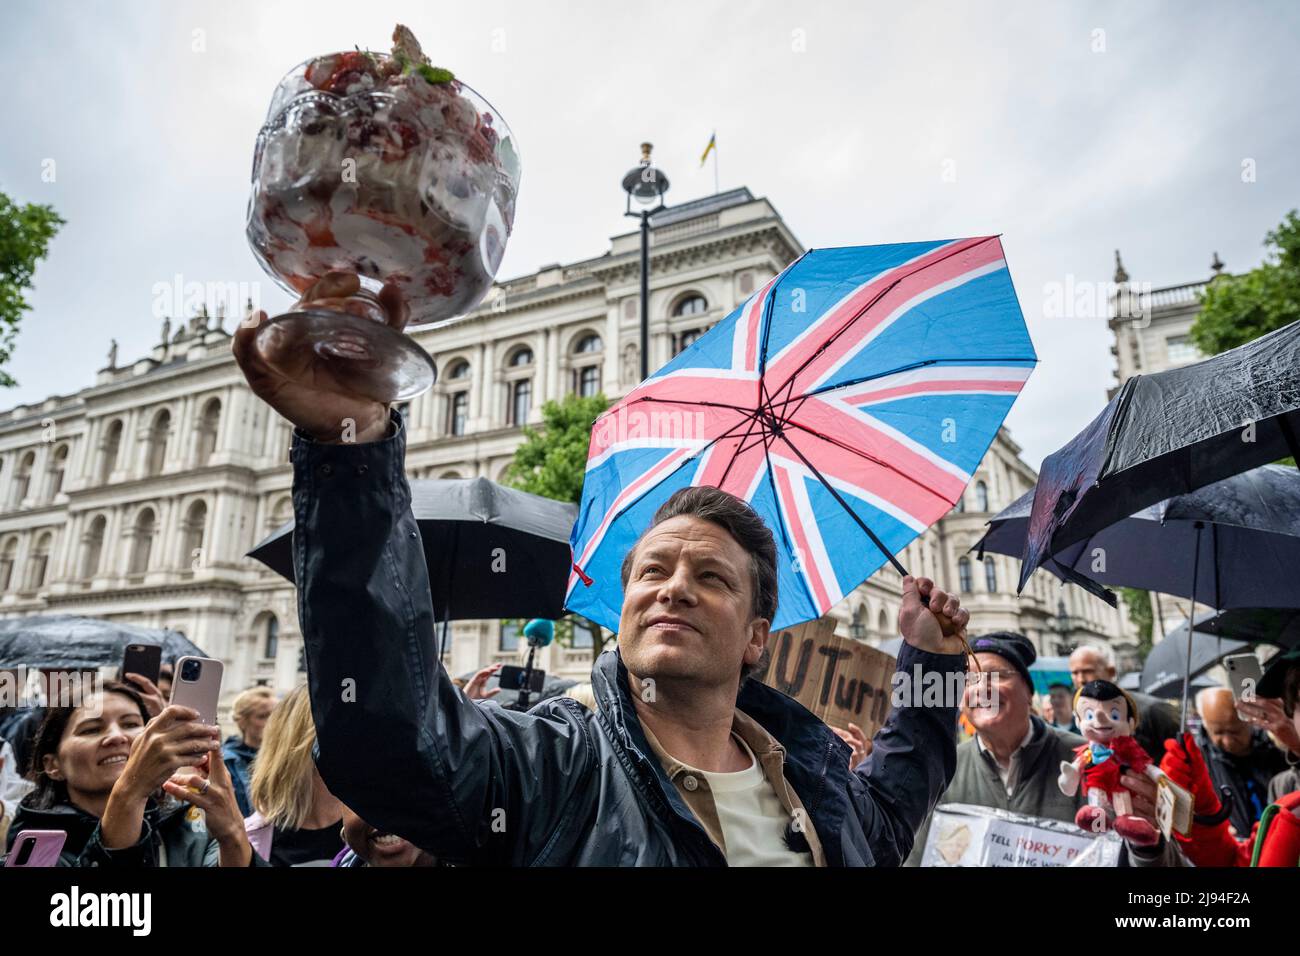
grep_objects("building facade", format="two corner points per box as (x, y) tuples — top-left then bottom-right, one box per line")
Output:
(0, 187), (1131, 711)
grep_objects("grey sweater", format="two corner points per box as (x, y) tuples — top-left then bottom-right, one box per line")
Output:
(904, 716), (1185, 866)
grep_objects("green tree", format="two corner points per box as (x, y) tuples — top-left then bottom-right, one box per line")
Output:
(503, 391), (612, 661)
(1190, 210), (1300, 356)
(0, 192), (65, 388)
(1119, 587), (1154, 661)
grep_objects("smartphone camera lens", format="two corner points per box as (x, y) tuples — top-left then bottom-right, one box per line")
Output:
(13, 837), (35, 866)
(180, 659), (202, 682)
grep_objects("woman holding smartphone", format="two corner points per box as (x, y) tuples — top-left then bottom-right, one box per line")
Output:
(1, 681), (257, 867)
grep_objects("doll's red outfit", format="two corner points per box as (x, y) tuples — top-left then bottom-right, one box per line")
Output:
(1076, 735), (1152, 795)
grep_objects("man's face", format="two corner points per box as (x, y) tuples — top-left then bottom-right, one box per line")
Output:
(1069, 648), (1114, 688)
(618, 515), (768, 691)
(1200, 690), (1253, 756)
(1048, 686), (1072, 720)
(962, 652), (1030, 737)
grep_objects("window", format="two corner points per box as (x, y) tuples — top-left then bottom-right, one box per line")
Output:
(975, 480), (989, 512)
(146, 411), (171, 477)
(449, 391), (469, 436)
(180, 500), (207, 570)
(26, 532), (51, 589)
(196, 399), (221, 467)
(984, 558), (998, 593)
(573, 334), (602, 354)
(958, 557), (972, 593)
(675, 328), (704, 355)
(955, 494), (964, 513)
(49, 445), (69, 498)
(673, 294), (707, 317)
(500, 620), (521, 651)
(578, 365), (599, 397)
(571, 617), (598, 649)
(82, 515), (107, 579)
(0, 538), (15, 591)
(509, 347), (533, 367)
(263, 615), (279, 660)
(572, 333), (602, 397)
(447, 360), (470, 379)
(849, 605), (866, 641)
(11, 452), (34, 507)
(511, 379), (532, 425)
(1166, 335), (1200, 365)
(99, 420), (123, 483)
(129, 509), (156, 574)
(297, 645), (307, 673)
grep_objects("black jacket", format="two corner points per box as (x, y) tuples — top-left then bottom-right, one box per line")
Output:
(291, 409), (965, 866)
(2, 795), (220, 867)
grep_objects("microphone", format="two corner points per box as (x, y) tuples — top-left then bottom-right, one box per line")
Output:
(523, 618), (554, 647)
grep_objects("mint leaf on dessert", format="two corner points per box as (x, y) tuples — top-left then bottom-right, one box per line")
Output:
(417, 64), (455, 84)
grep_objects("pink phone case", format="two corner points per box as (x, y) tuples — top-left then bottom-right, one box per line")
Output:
(4, 829), (67, 867)
(169, 656), (224, 726)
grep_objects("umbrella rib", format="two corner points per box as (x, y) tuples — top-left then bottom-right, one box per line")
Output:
(759, 427), (820, 614)
(628, 395), (760, 415)
(714, 402), (771, 490)
(777, 355), (1036, 408)
(773, 428), (910, 578)
(779, 417), (956, 505)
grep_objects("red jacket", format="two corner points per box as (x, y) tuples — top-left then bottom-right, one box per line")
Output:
(1173, 789), (1300, 867)
(1076, 734), (1152, 794)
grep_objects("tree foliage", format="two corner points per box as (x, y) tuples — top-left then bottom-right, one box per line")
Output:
(1191, 210), (1300, 356)
(503, 391), (609, 504)
(0, 192), (65, 388)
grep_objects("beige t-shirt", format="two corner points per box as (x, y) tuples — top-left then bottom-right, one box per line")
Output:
(688, 733), (813, 867)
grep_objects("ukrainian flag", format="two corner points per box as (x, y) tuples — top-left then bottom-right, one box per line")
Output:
(699, 132), (716, 167)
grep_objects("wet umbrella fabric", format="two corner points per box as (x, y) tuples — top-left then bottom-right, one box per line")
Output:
(1018, 319), (1300, 594)
(1139, 615), (1251, 697)
(0, 616), (206, 670)
(248, 477), (578, 623)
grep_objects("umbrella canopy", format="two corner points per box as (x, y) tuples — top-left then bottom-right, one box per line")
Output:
(976, 464), (1300, 607)
(568, 238), (1036, 632)
(1018, 319), (1300, 593)
(1139, 614), (1250, 696)
(0, 616), (205, 670)
(249, 477), (578, 622)
(1184, 607), (1300, 649)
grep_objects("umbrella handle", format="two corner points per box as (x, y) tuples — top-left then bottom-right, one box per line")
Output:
(1193, 786), (1235, 828)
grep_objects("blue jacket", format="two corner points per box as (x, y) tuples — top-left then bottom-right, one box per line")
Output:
(291, 409), (964, 866)
(221, 735), (258, 818)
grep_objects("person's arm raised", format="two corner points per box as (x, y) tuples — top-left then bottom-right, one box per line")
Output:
(235, 276), (595, 864)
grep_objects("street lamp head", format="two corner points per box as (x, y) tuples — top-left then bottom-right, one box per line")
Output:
(622, 141), (670, 210)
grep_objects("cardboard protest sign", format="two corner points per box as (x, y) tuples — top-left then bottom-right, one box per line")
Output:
(920, 803), (1123, 867)
(754, 616), (896, 736)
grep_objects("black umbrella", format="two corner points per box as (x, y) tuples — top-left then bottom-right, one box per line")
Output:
(1120, 669), (1217, 700)
(1018, 319), (1300, 595)
(976, 465), (1300, 608)
(1139, 614), (1250, 697)
(248, 477), (578, 655)
(1172, 607), (1300, 650)
(0, 615), (206, 670)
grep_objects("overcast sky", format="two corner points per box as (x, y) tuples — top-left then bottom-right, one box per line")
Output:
(2, 0), (1298, 468)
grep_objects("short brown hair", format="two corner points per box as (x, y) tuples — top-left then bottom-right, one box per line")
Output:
(621, 486), (778, 681)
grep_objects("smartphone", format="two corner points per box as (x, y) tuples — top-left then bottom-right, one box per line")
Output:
(169, 656), (224, 726)
(121, 643), (162, 686)
(498, 665), (546, 694)
(1224, 653), (1264, 704)
(4, 830), (67, 867)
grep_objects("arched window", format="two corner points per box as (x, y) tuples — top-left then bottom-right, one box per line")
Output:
(263, 614), (279, 660)
(975, 480), (989, 512)
(147, 410), (171, 477)
(180, 500), (207, 570)
(577, 366), (599, 397)
(955, 494), (965, 513)
(196, 399), (221, 467)
(511, 379), (532, 426)
(100, 419), (123, 483)
(447, 360), (471, 379)
(673, 294), (707, 317)
(849, 605), (866, 641)
(573, 334), (602, 354)
(27, 532), (52, 589)
(508, 347), (533, 367)
(984, 557), (998, 593)
(129, 508), (156, 574)
(0, 537), (16, 591)
(11, 451), (34, 507)
(448, 390), (469, 436)
(878, 608), (891, 638)
(572, 333), (603, 397)
(82, 515), (107, 579)
(48, 445), (69, 498)
(958, 556), (973, 593)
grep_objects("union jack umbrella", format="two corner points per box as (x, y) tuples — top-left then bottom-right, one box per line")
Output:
(567, 237), (1037, 632)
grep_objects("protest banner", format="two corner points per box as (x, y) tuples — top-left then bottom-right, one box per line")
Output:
(919, 803), (1124, 867)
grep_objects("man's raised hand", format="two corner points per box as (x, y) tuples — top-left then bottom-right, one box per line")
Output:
(898, 575), (970, 656)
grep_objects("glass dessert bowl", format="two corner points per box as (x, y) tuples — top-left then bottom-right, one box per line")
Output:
(246, 30), (521, 402)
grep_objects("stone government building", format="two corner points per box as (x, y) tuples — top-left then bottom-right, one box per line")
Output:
(0, 186), (1133, 708)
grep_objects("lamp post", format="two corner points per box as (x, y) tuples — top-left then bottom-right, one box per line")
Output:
(622, 142), (670, 380)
